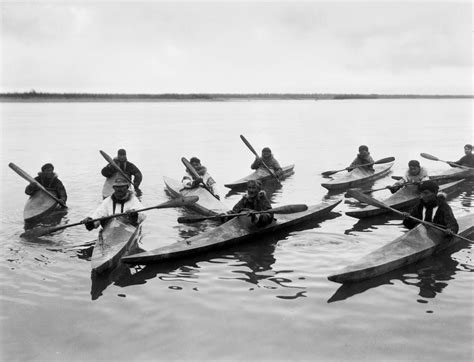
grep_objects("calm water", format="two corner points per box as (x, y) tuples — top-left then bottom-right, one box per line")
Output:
(0, 99), (473, 360)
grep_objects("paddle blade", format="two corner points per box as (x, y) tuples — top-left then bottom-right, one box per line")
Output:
(345, 189), (388, 209)
(373, 156), (395, 164)
(321, 169), (341, 177)
(155, 196), (199, 209)
(270, 204), (308, 214)
(420, 153), (439, 161)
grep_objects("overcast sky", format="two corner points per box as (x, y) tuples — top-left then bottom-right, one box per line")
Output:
(1, 1), (472, 94)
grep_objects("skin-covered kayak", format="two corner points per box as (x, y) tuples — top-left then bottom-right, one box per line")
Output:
(91, 218), (142, 274)
(328, 213), (474, 283)
(24, 190), (60, 223)
(122, 199), (341, 264)
(429, 167), (474, 181)
(163, 176), (229, 216)
(224, 164), (295, 189)
(346, 180), (464, 219)
(321, 163), (394, 191)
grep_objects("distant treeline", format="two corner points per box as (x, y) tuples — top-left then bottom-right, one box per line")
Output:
(0, 91), (472, 102)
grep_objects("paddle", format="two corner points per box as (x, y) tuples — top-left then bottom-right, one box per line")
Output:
(181, 157), (219, 200)
(21, 196), (199, 238)
(345, 189), (472, 243)
(99, 150), (134, 186)
(177, 204), (308, 224)
(321, 157), (395, 177)
(9, 162), (67, 208)
(240, 134), (281, 183)
(420, 153), (471, 169)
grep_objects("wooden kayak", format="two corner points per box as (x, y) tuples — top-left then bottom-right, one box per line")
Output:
(91, 218), (142, 274)
(224, 164), (295, 189)
(346, 180), (464, 219)
(321, 163), (394, 191)
(164, 176), (229, 216)
(24, 190), (60, 223)
(430, 167), (474, 181)
(122, 199), (341, 265)
(328, 213), (474, 283)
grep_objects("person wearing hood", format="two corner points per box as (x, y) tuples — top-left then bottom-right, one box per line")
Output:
(251, 147), (283, 177)
(347, 145), (375, 173)
(25, 163), (67, 206)
(182, 157), (220, 199)
(81, 177), (145, 230)
(228, 180), (273, 227)
(101, 149), (143, 194)
(388, 160), (429, 193)
(402, 180), (458, 236)
(448, 144), (474, 168)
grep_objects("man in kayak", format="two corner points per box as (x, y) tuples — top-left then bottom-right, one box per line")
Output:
(25, 163), (67, 206)
(251, 147), (283, 177)
(227, 180), (273, 227)
(448, 144), (474, 168)
(347, 145), (375, 173)
(81, 177), (145, 230)
(388, 160), (429, 193)
(182, 157), (220, 199)
(402, 180), (458, 236)
(101, 149), (143, 195)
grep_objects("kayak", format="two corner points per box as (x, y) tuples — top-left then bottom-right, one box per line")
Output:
(321, 163), (394, 191)
(164, 176), (229, 216)
(224, 164), (295, 189)
(430, 167), (474, 181)
(24, 191), (60, 223)
(328, 213), (474, 283)
(102, 173), (120, 199)
(91, 218), (142, 274)
(346, 180), (464, 219)
(122, 199), (341, 264)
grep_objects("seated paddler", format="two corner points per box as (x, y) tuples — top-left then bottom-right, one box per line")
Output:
(81, 177), (146, 230)
(402, 180), (458, 237)
(223, 180), (273, 227)
(448, 144), (474, 168)
(25, 163), (67, 206)
(347, 145), (375, 173)
(251, 147), (283, 177)
(388, 160), (429, 193)
(182, 157), (220, 200)
(101, 148), (143, 195)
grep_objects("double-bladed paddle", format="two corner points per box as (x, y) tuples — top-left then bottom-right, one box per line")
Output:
(9, 162), (67, 208)
(345, 189), (472, 243)
(177, 203), (308, 224)
(321, 157), (395, 177)
(21, 196), (199, 238)
(100, 150), (135, 186)
(181, 157), (220, 200)
(240, 134), (281, 183)
(420, 153), (472, 169)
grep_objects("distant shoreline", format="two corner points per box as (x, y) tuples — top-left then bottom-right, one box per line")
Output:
(0, 92), (472, 102)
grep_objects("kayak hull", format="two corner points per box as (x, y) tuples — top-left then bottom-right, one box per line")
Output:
(328, 214), (474, 283)
(346, 180), (464, 219)
(23, 191), (60, 223)
(123, 199), (341, 264)
(163, 176), (229, 216)
(430, 167), (474, 181)
(321, 163), (394, 191)
(91, 218), (142, 274)
(224, 164), (295, 189)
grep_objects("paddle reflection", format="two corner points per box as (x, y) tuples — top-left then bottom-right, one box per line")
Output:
(327, 239), (471, 303)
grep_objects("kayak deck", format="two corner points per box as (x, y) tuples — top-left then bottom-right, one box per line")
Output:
(328, 214), (474, 283)
(430, 167), (474, 181)
(91, 218), (142, 274)
(224, 164), (295, 189)
(122, 199), (341, 264)
(24, 190), (60, 222)
(164, 176), (229, 216)
(346, 180), (464, 219)
(321, 163), (394, 191)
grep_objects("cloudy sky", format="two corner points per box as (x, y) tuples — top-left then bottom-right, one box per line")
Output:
(1, 0), (472, 94)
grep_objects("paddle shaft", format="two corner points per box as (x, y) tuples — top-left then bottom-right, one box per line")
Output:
(240, 135), (280, 182)
(100, 150), (134, 186)
(181, 157), (219, 199)
(420, 153), (471, 169)
(9, 162), (67, 208)
(346, 189), (472, 243)
(322, 157), (395, 176)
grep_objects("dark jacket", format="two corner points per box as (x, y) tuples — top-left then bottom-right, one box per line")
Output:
(251, 156), (282, 173)
(101, 158), (143, 188)
(452, 154), (474, 167)
(232, 191), (273, 227)
(403, 193), (459, 233)
(349, 154), (375, 172)
(25, 172), (67, 203)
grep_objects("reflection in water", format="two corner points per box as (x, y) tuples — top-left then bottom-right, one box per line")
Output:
(327, 240), (472, 304)
(24, 208), (68, 231)
(459, 182), (473, 208)
(345, 214), (404, 234)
